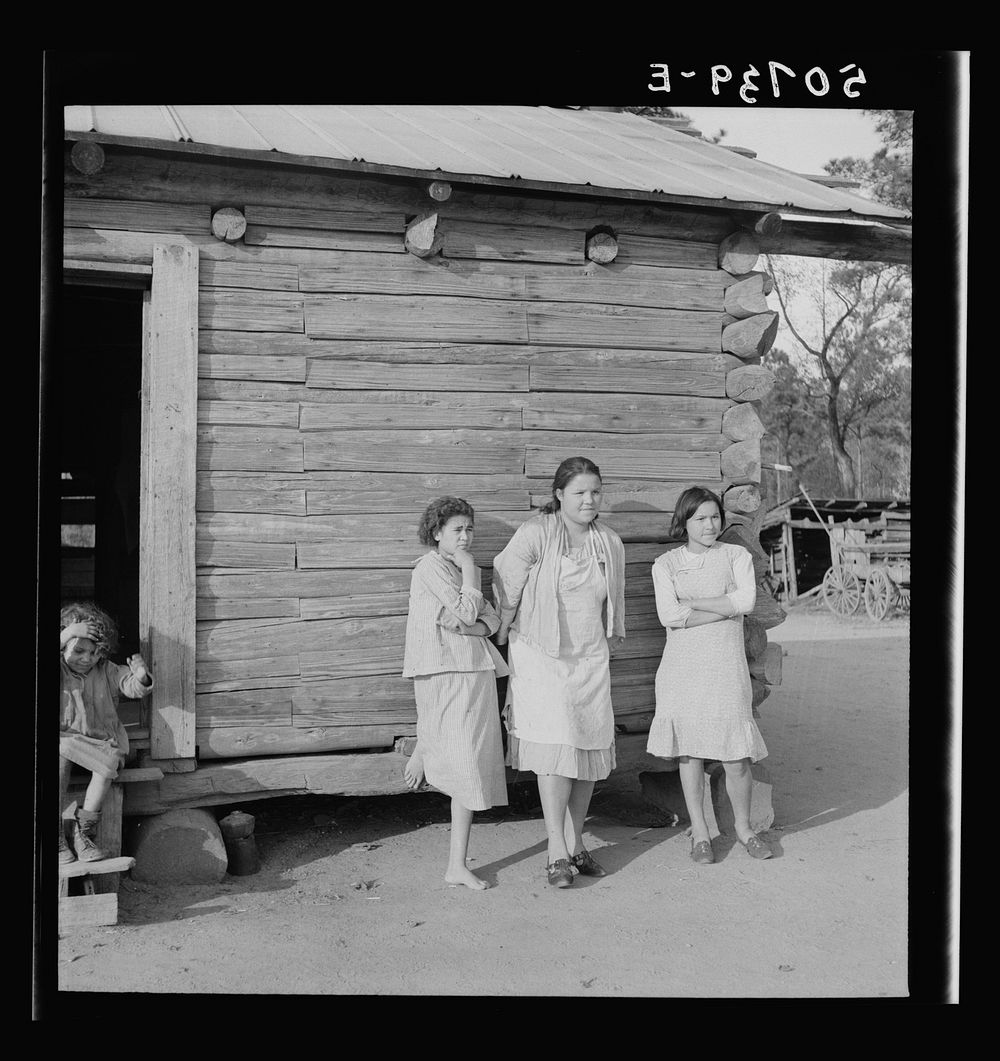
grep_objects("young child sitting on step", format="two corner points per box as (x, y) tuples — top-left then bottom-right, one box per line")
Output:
(59, 602), (154, 864)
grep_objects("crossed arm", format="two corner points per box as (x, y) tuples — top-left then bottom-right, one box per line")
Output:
(683, 595), (742, 627)
(652, 550), (756, 630)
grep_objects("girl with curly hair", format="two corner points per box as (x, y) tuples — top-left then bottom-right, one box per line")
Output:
(59, 601), (154, 864)
(401, 497), (509, 890)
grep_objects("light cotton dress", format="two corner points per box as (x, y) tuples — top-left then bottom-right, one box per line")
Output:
(60, 657), (152, 778)
(505, 539), (616, 780)
(646, 541), (768, 763)
(402, 552), (509, 812)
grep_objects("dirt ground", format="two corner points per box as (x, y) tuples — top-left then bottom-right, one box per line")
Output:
(50, 599), (910, 1000)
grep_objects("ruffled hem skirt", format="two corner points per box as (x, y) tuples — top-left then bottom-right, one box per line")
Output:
(646, 715), (768, 763)
(506, 734), (616, 781)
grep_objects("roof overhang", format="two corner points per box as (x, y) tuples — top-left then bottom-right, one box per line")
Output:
(63, 129), (912, 265)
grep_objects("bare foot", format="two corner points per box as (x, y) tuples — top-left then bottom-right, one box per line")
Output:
(445, 866), (488, 890)
(403, 748), (425, 791)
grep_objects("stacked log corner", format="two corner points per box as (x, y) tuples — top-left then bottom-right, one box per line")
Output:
(65, 142), (778, 767)
(716, 230), (784, 717)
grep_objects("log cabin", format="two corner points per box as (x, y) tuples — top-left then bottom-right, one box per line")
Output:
(57, 106), (911, 818)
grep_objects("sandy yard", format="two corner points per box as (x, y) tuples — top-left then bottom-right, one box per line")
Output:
(47, 600), (912, 1001)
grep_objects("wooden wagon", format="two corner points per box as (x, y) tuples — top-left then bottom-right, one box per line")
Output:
(821, 525), (911, 621)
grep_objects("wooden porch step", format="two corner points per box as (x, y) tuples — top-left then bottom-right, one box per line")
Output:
(59, 856), (135, 880)
(58, 770), (159, 933)
(58, 856), (137, 932)
(59, 893), (120, 931)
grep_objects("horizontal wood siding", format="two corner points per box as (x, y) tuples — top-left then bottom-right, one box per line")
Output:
(244, 226), (406, 255)
(304, 361), (529, 393)
(441, 219), (583, 264)
(244, 204), (406, 233)
(199, 260), (300, 290)
(298, 395), (524, 432)
(200, 332), (738, 366)
(302, 430), (526, 474)
(305, 295), (529, 344)
(525, 302), (721, 353)
(67, 147), (734, 760)
(199, 290), (304, 333)
(65, 197), (210, 234)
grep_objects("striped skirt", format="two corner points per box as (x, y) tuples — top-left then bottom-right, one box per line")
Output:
(413, 670), (508, 811)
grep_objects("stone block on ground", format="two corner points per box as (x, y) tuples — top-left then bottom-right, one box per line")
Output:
(129, 808), (228, 884)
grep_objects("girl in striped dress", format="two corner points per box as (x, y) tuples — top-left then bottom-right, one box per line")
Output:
(402, 497), (509, 890)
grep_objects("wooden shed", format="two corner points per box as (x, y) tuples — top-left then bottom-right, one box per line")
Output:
(57, 106), (911, 817)
(761, 494), (911, 609)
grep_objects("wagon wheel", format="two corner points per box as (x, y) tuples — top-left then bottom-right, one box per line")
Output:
(864, 566), (895, 621)
(896, 586), (911, 613)
(822, 565), (861, 616)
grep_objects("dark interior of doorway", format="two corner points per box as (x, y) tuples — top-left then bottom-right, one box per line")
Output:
(60, 285), (143, 688)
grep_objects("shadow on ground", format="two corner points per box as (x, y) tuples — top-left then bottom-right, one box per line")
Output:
(118, 631), (906, 924)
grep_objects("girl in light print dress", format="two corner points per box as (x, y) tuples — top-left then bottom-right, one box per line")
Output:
(401, 497), (509, 890)
(647, 486), (772, 864)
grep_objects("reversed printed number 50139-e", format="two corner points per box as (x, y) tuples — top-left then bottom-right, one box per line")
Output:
(648, 62), (867, 103)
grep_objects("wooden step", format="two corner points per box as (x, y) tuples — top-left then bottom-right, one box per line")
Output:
(59, 894), (120, 930)
(59, 856), (135, 880)
(59, 855), (136, 930)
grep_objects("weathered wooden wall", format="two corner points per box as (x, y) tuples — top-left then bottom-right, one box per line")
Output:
(64, 145), (780, 761)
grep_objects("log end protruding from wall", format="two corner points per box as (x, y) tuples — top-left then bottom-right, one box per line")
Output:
(720, 438), (762, 484)
(719, 231), (761, 275)
(405, 213), (442, 258)
(585, 228), (619, 264)
(722, 311), (779, 359)
(748, 212), (783, 238)
(723, 272), (773, 318)
(71, 139), (106, 176)
(722, 402), (765, 442)
(726, 364), (776, 403)
(723, 483), (762, 514)
(211, 207), (247, 243)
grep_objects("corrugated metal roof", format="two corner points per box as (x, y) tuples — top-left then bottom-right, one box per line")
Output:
(63, 105), (910, 224)
(762, 495), (910, 528)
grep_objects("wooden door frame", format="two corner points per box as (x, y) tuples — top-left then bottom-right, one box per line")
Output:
(64, 245), (199, 761)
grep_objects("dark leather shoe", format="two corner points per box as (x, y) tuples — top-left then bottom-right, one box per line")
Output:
(546, 858), (575, 887)
(741, 834), (773, 860)
(571, 848), (606, 877)
(690, 839), (715, 864)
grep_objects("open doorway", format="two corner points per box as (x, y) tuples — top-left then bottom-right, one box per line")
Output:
(59, 284), (144, 671)
(60, 244), (199, 762)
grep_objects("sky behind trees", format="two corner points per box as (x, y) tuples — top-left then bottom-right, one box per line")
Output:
(674, 108), (884, 173)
